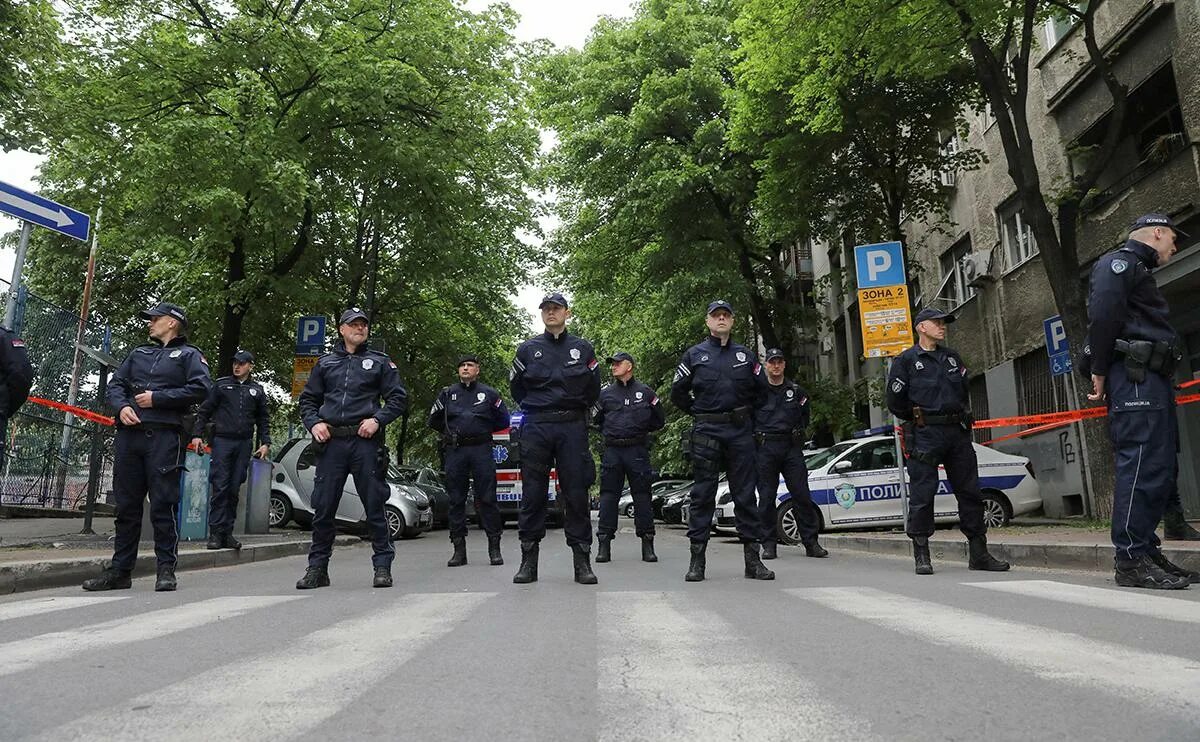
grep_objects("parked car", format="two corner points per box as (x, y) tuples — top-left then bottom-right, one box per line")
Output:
(269, 438), (433, 540)
(392, 465), (451, 527)
(617, 479), (692, 518)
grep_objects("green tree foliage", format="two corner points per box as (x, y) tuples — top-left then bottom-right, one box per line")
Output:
(0, 0), (59, 149)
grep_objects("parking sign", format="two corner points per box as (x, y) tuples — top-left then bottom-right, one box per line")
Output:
(1043, 315), (1073, 376)
(853, 241), (907, 289)
(295, 315), (326, 356)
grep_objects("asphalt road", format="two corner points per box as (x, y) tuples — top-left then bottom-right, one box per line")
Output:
(1, 524), (1198, 741)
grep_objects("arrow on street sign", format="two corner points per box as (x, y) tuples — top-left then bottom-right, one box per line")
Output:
(0, 180), (91, 242)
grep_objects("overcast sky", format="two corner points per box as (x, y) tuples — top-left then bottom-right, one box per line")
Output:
(0, 0), (634, 323)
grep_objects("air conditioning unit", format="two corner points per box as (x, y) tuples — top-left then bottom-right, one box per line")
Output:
(960, 248), (995, 288)
(939, 170), (957, 188)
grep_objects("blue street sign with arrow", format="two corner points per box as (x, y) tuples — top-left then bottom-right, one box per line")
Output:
(0, 179), (91, 242)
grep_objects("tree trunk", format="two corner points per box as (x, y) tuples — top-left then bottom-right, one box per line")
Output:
(216, 233), (248, 377)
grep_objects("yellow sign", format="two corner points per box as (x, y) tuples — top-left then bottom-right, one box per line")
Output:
(291, 356), (318, 399)
(857, 285), (913, 358)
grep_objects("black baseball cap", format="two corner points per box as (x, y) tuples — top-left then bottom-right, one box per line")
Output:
(339, 307), (369, 325)
(539, 292), (569, 309)
(139, 302), (188, 328)
(1130, 213), (1188, 238)
(765, 348), (785, 361)
(232, 350), (255, 364)
(457, 353), (479, 366)
(913, 307), (956, 324)
(606, 351), (635, 364)
(707, 299), (734, 315)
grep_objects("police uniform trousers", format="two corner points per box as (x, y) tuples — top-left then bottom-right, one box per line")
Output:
(905, 423), (986, 539)
(517, 417), (593, 547)
(111, 425), (188, 571)
(686, 420), (761, 543)
(208, 436), (252, 537)
(1106, 361), (1177, 561)
(444, 441), (502, 539)
(756, 438), (820, 544)
(597, 443), (655, 539)
(307, 435), (395, 569)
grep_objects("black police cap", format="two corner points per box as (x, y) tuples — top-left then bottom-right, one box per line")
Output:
(139, 302), (188, 328)
(457, 354), (479, 366)
(606, 351), (635, 364)
(765, 347), (785, 361)
(1130, 213), (1189, 239)
(913, 307), (956, 325)
(339, 307), (369, 325)
(707, 299), (734, 315)
(232, 350), (255, 364)
(539, 292), (569, 309)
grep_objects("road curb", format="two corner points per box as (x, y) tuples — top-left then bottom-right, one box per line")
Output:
(0, 536), (360, 595)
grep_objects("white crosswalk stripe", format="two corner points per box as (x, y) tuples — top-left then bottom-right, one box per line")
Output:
(0, 596), (128, 622)
(965, 579), (1200, 624)
(597, 591), (880, 741)
(787, 586), (1200, 720)
(32, 592), (494, 742)
(0, 596), (299, 679)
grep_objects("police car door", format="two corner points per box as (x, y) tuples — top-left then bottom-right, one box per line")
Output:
(824, 440), (902, 526)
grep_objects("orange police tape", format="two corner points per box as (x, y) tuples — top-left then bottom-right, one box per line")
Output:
(27, 396), (211, 453)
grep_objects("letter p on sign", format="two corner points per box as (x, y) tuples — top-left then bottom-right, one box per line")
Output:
(853, 241), (907, 289)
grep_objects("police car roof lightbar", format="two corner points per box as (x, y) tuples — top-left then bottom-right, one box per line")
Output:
(851, 425), (895, 439)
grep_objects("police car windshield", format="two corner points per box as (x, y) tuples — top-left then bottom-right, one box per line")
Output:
(805, 441), (859, 470)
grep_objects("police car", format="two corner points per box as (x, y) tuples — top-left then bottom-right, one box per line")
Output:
(712, 435), (1041, 541)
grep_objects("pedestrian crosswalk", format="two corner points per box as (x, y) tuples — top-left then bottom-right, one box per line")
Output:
(0, 578), (1198, 739)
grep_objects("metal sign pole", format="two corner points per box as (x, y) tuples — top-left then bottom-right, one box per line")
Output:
(4, 221), (32, 328)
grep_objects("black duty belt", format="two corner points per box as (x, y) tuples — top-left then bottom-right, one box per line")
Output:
(605, 435), (648, 447)
(1114, 338), (1180, 376)
(527, 409), (586, 423)
(328, 425), (361, 438)
(915, 411), (970, 427)
(446, 433), (493, 447)
(135, 421), (185, 432)
(693, 406), (751, 425)
(213, 433), (253, 441)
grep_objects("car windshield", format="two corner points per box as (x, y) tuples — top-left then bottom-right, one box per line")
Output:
(388, 466), (418, 484)
(806, 440), (861, 470)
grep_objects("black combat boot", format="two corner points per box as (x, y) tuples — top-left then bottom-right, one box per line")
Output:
(488, 533), (504, 566)
(685, 541), (707, 582)
(447, 536), (468, 567)
(596, 535), (612, 563)
(803, 539), (829, 558)
(761, 539), (778, 560)
(912, 537), (933, 575)
(572, 544), (598, 585)
(373, 566), (393, 588)
(967, 536), (1010, 571)
(1163, 511), (1200, 541)
(206, 532), (222, 550)
(155, 566), (177, 592)
(744, 542), (775, 580)
(222, 532), (242, 550)
(82, 567), (132, 592)
(296, 566), (330, 590)
(1148, 552), (1200, 584)
(641, 535), (658, 563)
(1115, 554), (1190, 590)
(512, 541), (539, 584)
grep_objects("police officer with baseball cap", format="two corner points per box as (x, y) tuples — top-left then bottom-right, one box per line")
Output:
(296, 307), (407, 590)
(886, 306), (1009, 576)
(429, 353), (511, 567)
(0, 322), (33, 464)
(671, 300), (774, 582)
(191, 349), (271, 550)
(509, 292), (602, 585)
(1084, 212), (1197, 588)
(592, 351), (665, 564)
(83, 302), (212, 592)
(754, 347), (826, 560)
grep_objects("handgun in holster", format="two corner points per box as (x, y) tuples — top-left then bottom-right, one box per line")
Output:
(912, 407), (926, 428)
(791, 428), (807, 446)
(1115, 339), (1151, 383)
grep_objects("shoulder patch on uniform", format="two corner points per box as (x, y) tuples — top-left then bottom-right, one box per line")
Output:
(10, 338), (24, 347)
(891, 380), (905, 392)
(753, 362), (761, 375)
(587, 358), (598, 371)
(1111, 259), (1128, 274)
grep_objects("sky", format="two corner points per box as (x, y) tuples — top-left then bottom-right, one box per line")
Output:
(0, 0), (635, 324)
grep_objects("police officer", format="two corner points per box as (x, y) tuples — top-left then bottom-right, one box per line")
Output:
(509, 292), (601, 585)
(755, 348), (826, 560)
(1086, 213), (1197, 588)
(1163, 484), (1200, 541)
(886, 307), (1008, 576)
(295, 308), (407, 590)
(671, 300), (773, 582)
(83, 302), (211, 592)
(593, 351), (665, 564)
(429, 353), (511, 568)
(0, 324), (34, 463)
(191, 350), (271, 550)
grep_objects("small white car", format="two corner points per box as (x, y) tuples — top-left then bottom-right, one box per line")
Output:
(712, 434), (1041, 543)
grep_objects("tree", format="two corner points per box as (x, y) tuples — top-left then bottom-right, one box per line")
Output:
(0, 0), (58, 149)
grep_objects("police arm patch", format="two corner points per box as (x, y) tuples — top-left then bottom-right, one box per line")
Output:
(1111, 259), (1128, 274)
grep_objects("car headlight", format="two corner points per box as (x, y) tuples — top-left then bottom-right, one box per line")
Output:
(717, 492), (733, 505)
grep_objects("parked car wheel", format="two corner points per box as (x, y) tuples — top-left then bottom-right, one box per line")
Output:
(623, 503), (636, 518)
(775, 499), (822, 545)
(385, 506), (406, 541)
(980, 491), (1012, 528)
(269, 491), (293, 528)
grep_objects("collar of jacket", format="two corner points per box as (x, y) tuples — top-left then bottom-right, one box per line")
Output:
(705, 335), (731, 349)
(1122, 239), (1158, 269)
(334, 341), (370, 356)
(542, 329), (570, 343)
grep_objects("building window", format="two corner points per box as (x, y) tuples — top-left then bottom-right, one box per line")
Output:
(937, 235), (976, 308)
(1044, 4), (1083, 48)
(1014, 348), (1068, 417)
(998, 201), (1037, 270)
(969, 375), (991, 444)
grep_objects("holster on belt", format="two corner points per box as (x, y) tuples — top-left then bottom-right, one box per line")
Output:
(912, 407), (926, 428)
(730, 406), (750, 426)
(791, 428), (807, 446)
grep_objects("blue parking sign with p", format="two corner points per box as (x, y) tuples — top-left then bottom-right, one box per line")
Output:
(295, 315), (326, 356)
(1043, 315), (1073, 376)
(854, 241), (907, 289)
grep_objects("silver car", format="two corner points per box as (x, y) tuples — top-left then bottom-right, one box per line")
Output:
(269, 438), (433, 540)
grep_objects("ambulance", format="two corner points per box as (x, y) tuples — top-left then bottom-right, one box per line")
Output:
(491, 411), (563, 524)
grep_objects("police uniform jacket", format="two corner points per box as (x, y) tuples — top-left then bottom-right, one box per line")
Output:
(1086, 239), (1176, 374)
(107, 336), (212, 428)
(509, 331), (601, 412)
(428, 381), (510, 438)
(670, 335), (766, 415)
(592, 378), (665, 440)
(0, 326), (34, 417)
(193, 376), (271, 445)
(886, 344), (969, 420)
(299, 341), (407, 430)
(754, 379), (810, 434)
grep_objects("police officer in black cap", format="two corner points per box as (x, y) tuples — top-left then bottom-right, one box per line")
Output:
(0, 324), (34, 463)
(191, 350), (271, 550)
(1085, 213), (1197, 588)
(755, 347), (826, 560)
(886, 307), (1008, 576)
(593, 351), (665, 564)
(296, 308), (407, 590)
(671, 300), (773, 582)
(429, 353), (511, 567)
(83, 302), (212, 592)
(509, 292), (601, 585)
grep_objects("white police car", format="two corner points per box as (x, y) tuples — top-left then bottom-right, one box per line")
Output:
(712, 434), (1041, 542)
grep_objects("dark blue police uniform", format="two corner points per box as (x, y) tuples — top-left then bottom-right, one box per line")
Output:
(0, 326), (34, 463)
(429, 377), (510, 554)
(194, 361), (270, 547)
(754, 373), (824, 557)
(299, 340), (407, 575)
(593, 365), (665, 557)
